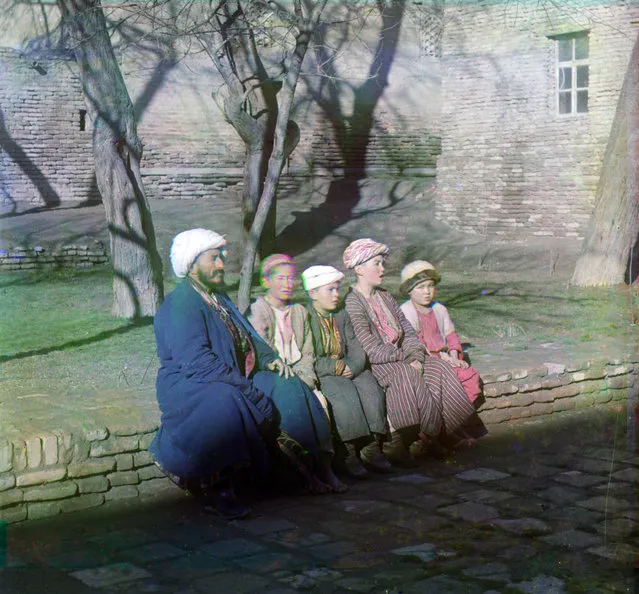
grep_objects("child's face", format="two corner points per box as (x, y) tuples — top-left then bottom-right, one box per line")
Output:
(264, 264), (296, 302)
(356, 255), (385, 287)
(310, 281), (341, 313)
(410, 279), (436, 307)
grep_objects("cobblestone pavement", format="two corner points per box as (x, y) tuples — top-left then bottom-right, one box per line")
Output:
(1, 406), (636, 594)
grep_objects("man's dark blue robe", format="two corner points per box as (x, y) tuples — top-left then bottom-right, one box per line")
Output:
(150, 281), (330, 479)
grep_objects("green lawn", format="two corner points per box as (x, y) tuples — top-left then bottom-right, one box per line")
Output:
(0, 268), (636, 398)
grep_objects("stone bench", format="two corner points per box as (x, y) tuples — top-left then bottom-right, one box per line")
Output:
(0, 356), (636, 525)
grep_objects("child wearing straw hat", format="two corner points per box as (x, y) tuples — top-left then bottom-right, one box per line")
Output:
(399, 260), (482, 405)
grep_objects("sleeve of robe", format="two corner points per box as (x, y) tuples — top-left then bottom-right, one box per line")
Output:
(291, 306), (318, 388)
(345, 292), (404, 365)
(165, 293), (274, 418)
(437, 304), (463, 354)
(341, 311), (367, 378)
(385, 292), (426, 364)
(308, 309), (341, 378)
(247, 298), (274, 349)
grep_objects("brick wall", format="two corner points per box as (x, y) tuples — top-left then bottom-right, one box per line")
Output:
(436, 3), (639, 238)
(0, 48), (99, 206)
(0, 424), (171, 523)
(0, 355), (635, 525)
(0, 243), (109, 271)
(0, 4), (443, 204)
(479, 357), (636, 424)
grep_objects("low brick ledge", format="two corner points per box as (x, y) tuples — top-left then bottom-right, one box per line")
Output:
(0, 242), (109, 271)
(0, 355), (636, 525)
(478, 357), (637, 424)
(0, 424), (173, 525)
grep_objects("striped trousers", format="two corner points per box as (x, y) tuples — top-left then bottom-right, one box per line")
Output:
(372, 356), (475, 437)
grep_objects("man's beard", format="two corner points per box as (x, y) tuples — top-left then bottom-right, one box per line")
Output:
(198, 270), (224, 291)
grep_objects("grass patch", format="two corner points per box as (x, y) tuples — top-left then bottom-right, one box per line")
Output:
(0, 268), (636, 398)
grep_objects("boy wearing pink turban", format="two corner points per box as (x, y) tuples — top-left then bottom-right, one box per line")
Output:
(343, 239), (479, 463)
(249, 254), (347, 494)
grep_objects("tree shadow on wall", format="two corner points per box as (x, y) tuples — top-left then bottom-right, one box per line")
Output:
(276, 178), (406, 257)
(0, 107), (61, 216)
(275, 1), (406, 255)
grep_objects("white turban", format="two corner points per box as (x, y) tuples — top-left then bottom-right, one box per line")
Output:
(170, 228), (227, 278)
(302, 265), (344, 291)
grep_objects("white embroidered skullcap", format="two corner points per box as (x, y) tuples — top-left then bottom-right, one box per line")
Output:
(170, 228), (227, 278)
(302, 265), (344, 291)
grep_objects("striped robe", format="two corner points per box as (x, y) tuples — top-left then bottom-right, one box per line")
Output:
(344, 287), (475, 437)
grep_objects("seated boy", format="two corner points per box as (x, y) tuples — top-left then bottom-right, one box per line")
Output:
(302, 265), (392, 477)
(248, 254), (347, 492)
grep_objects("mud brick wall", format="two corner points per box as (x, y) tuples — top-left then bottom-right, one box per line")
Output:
(305, 112), (441, 177)
(437, 4), (639, 238)
(478, 358), (637, 425)
(0, 48), (99, 206)
(0, 243), (109, 271)
(2, 3), (443, 205)
(140, 169), (308, 202)
(0, 423), (171, 524)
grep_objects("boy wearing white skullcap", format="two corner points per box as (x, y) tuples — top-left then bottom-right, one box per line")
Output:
(302, 265), (392, 478)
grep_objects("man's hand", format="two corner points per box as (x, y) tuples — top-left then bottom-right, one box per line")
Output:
(409, 360), (423, 375)
(267, 359), (294, 379)
(342, 364), (353, 379)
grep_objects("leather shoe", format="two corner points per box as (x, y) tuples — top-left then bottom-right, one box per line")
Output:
(359, 442), (395, 474)
(383, 432), (419, 468)
(339, 445), (369, 479)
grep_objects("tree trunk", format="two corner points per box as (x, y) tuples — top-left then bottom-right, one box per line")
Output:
(572, 33), (639, 286)
(236, 1), (327, 314)
(241, 118), (300, 260)
(242, 148), (264, 234)
(59, 0), (164, 319)
(243, 145), (276, 259)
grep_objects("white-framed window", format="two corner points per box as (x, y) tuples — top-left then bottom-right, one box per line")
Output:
(556, 32), (589, 115)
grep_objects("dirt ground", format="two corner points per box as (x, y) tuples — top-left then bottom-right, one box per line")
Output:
(0, 179), (583, 281)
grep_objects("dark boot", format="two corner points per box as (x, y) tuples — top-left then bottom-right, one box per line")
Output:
(382, 431), (419, 468)
(202, 477), (250, 520)
(359, 440), (394, 474)
(339, 443), (369, 479)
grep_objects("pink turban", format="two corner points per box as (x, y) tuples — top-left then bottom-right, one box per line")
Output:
(342, 238), (390, 269)
(260, 254), (295, 278)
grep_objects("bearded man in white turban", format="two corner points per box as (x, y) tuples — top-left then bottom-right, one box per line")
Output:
(150, 229), (337, 519)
